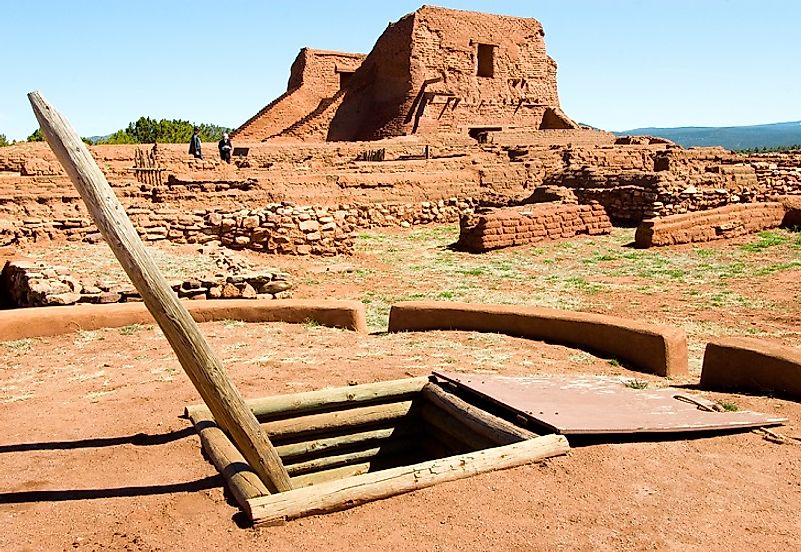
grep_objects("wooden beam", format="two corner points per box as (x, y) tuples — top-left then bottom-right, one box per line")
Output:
(285, 439), (410, 476)
(422, 383), (537, 445)
(264, 401), (415, 440)
(28, 91), (292, 493)
(185, 377), (428, 421)
(246, 434), (570, 525)
(188, 409), (270, 505)
(291, 462), (372, 488)
(420, 403), (496, 451)
(275, 426), (413, 460)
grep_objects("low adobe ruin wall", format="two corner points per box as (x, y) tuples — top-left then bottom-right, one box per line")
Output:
(3, 142), (801, 256)
(700, 338), (801, 399)
(634, 202), (786, 248)
(456, 202), (611, 252)
(0, 299), (367, 341)
(387, 301), (688, 377)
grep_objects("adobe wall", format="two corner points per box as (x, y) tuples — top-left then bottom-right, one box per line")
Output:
(233, 49), (366, 141)
(2, 140), (799, 255)
(701, 338), (801, 399)
(388, 301), (689, 377)
(533, 147), (801, 224)
(409, 7), (572, 134)
(456, 202), (612, 252)
(278, 6), (577, 142)
(634, 202), (786, 248)
(0, 299), (368, 340)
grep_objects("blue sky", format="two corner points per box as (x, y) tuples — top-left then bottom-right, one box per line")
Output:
(2, 0), (799, 140)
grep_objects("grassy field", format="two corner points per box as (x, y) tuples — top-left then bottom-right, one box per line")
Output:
(22, 224), (801, 376)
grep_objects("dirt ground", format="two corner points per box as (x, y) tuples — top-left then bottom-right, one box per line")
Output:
(1, 225), (800, 551)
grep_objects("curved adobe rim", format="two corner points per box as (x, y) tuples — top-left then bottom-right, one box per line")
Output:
(0, 299), (367, 341)
(701, 337), (801, 399)
(388, 301), (688, 377)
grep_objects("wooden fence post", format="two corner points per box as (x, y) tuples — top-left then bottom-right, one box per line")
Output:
(28, 90), (292, 493)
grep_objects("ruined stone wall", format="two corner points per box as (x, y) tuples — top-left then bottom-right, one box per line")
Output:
(457, 202), (611, 252)
(747, 152), (801, 197)
(1, 259), (293, 307)
(536, 148), (801, 224)
(634, 202), (786, 247)
(4, 140), (799, 256)
(6, 197), (478, 255)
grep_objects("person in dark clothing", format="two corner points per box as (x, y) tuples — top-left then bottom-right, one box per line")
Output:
(188, 127), (203, 159)
(218, 133), (232, 163)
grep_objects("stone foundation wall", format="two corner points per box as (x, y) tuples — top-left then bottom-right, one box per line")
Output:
(456, 202), (612, 252)
(7, 198), (479, 255)
(634, 202), (786, 248)
(0, 259), (293, 308)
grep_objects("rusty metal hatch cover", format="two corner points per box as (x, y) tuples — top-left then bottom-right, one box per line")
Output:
(433, 372), (786, 435)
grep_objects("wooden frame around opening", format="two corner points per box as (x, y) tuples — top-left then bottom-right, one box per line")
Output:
(186, 377), (570, 525)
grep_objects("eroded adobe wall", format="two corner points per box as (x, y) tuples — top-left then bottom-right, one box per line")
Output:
(324, 13), (416, 141)
(3, 140), (799, 255)
(456, 202), (611, 252)
(634, 202), (786, 247)
(405, 6), (569, 135)
(234, 49), (366, 141)
(324, 6), (575, 141)
(534, 146), (801, 224)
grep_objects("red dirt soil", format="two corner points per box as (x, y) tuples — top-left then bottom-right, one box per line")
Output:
(1, 320), (799, 551)
(2, 227), (801, 551)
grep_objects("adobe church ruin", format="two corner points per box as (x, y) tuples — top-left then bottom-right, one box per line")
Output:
(234, 6), (581, 142)
(1, 5), (800, 259)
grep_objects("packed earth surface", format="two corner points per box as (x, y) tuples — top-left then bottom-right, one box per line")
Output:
(1, 224), (800, 551)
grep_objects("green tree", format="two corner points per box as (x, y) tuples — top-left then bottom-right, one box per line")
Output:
(0, 134), (9, 147)
(95, 117), (231, 145)
(101, 129), (138, 144)
(27, 128), (44, 142)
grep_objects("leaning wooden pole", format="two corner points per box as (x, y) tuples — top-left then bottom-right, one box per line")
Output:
(28, 91), (292, 493)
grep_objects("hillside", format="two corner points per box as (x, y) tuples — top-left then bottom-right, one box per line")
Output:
(614, 121), (801, 150)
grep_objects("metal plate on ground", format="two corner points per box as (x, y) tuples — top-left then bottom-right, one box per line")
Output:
(433, 372), (786, 435)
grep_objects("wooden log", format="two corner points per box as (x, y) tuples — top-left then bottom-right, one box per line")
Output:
(264, 401), (415, 440)
(292, 462), (372, 488)
(188, 409), (270, 506)
(185, 377), (427, 421)
(285, 439), (411, 476)
(420, 403), (496, 451)
(247, 434), (570, 525)
(275, 426), (412, 460)
(28, 91), (292, 493)
(422, 383), (537, 445)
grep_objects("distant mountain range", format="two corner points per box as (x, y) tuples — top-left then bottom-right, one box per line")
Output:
(613, 121), (801, 151)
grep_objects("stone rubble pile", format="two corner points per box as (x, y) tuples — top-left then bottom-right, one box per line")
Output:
(0, 258), (293, 308)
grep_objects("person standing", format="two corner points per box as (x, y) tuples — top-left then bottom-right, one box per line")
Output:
(188, 127), (203, 159)
(218, 132), (232, 163)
